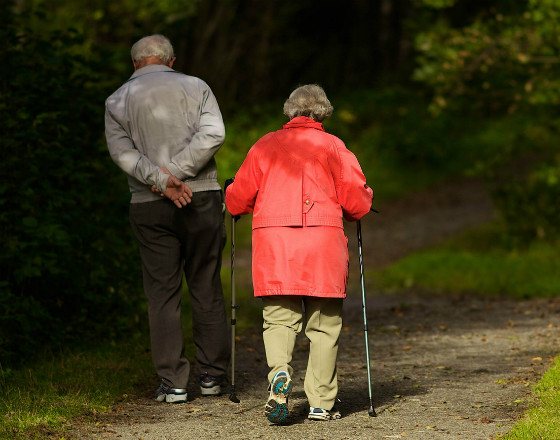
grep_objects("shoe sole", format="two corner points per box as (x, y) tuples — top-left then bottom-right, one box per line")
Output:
(308, 413), (330, 421)
(308, 411), (341, 421)
(200, 384), (221, 396)
(265, 374), (292, 424)
(155, 392), (187, 403)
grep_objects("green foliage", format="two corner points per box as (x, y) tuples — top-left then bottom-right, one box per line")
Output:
(412, 0), (560, 245)
(0, 6), (144, 367)
(413, 0), (560, 114)
(490, 156), (560, 244)
(413, 0), (457, 9)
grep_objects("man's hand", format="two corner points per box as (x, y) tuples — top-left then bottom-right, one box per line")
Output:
(165, 175), (193, 208)
(149, 167), (191, 207)
(150, 167), (172, 197)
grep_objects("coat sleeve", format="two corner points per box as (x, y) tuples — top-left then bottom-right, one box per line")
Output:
(166, 82), (225, 180)
(334, 140), (373, 222)
(225, 146), (262, 216)
(104, 103), (170, 193)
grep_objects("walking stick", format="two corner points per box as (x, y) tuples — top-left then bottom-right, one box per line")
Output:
(229, 214), (240, 403)
(357, 219), (376, 416)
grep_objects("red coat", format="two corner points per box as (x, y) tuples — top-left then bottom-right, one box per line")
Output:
(226, 116), (373, 298)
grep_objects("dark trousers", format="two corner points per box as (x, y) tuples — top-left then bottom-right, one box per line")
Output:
(129, 190), (229, 388)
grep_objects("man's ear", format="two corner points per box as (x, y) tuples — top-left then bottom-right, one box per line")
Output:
(132, 58), (138, 71)
(168, 57), (176, 68)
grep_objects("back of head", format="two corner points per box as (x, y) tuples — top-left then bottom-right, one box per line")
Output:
(131, 35), (175, 65)
(283, 84), (333, 122)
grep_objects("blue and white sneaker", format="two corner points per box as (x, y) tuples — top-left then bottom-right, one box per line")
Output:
(154, 382), (187, 403)
(308, 406), (342, 420)
(200, 373), (221, 396)
(264, 371), (292, 424)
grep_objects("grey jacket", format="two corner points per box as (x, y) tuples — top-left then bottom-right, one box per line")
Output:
(105, 64), (225, 203)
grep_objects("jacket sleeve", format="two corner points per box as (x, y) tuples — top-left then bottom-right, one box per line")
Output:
(225, 146), (262, 216)
(104, 104), (170, 193)
(166, 82), (225, 180)
(334, 140), (373, 222)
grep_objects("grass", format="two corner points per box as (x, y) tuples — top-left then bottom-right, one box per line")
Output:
(498, 355), (560, 440)
(373, 221), (560, 299)
(0, 340), (154, 440)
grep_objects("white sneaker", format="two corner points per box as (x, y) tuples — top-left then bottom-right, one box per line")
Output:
(154, 382), (187, 403)
(264, 371), (292, 424)
(308, 406), (342, 420)
(200, 373), (221, 396)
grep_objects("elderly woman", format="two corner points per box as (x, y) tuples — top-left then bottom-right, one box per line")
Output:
(225, 84), (373, 423)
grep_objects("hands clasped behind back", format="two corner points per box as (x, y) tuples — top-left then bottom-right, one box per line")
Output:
(151, 174), (193, 208)
(165, 175), (193, 207)
(149, 166), (193, 208)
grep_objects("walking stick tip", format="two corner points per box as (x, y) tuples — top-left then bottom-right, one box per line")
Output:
(368, 405), (377, 417)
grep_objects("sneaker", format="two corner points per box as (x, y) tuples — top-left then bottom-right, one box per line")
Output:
(200, 373), (221, 396)
(154, 382), (187, 403)
(308, 406), (342, 421)
(264, 371), (292, 424)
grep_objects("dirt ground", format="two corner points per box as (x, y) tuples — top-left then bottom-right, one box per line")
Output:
(67, 178), (560, 440)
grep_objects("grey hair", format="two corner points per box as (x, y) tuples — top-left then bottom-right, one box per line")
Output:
(131, 34), (175, 64)
(283, 84), (333, 122)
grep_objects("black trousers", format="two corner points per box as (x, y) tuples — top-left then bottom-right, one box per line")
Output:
(130, 190), (229, 388)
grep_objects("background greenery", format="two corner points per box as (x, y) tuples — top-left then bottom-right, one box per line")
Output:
(1, 0), (559, 436)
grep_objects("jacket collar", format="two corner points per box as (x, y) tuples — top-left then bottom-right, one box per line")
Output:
(128, 64), (175, 81)
(282, 116), (325, 131)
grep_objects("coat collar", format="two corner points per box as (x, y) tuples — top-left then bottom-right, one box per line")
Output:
(128, 64), (175, 81)
(282, 116), (325, 131)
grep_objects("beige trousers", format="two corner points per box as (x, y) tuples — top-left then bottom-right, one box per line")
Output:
(262, 296), (343, 410)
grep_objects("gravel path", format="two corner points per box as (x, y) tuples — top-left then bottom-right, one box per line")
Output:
(69, 178), (560, 440)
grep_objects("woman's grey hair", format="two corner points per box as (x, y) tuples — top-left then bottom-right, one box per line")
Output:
(283, 84), (334, 122)
(131, 34), (175, 64)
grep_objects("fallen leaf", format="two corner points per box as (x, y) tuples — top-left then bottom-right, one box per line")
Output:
(403, 346), (412, 350)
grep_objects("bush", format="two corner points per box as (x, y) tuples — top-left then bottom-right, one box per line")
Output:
(491, 158), (560, 245)
(0, 6), (145, 367)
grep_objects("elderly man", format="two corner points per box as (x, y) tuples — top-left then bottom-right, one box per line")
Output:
(105, 34), (229, 403)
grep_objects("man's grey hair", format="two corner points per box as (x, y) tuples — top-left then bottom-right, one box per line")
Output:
(131, 34), (175, 64)
(283, 84), (334, 122)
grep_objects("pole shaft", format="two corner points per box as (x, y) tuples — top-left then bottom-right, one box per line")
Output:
(357, 220), (374, 407)
(230, 215), (236, 388)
